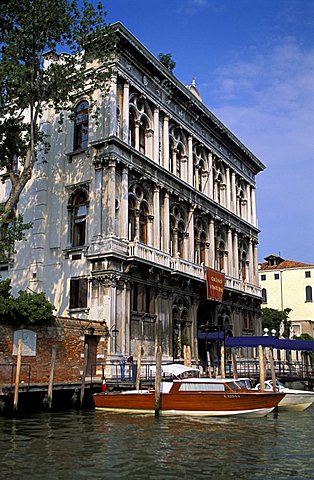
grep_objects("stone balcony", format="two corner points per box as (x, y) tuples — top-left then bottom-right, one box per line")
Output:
(128, 240), (262, 298)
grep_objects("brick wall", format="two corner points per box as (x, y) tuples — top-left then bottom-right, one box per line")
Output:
(0, 318), (108, 385)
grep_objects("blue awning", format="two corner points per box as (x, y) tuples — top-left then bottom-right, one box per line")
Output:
(224, 336), (314, 352)
(197, 331), (225, 341)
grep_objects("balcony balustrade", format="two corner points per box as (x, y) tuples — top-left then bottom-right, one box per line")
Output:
(128, 240), (262, 298)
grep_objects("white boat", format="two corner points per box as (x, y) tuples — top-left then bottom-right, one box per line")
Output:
(254, 379), (314, 411)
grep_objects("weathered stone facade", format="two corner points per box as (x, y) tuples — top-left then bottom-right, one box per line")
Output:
(0, 23), (265, 367)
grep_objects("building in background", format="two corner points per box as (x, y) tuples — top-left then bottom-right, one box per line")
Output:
(0, 23), (265, 366)
(259, 254), (314, 338)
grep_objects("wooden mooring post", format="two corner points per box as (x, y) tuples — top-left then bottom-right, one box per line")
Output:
(155, 345), (162, 417)
(268, 348), (277, 391)
(13, 339), (22, 412)
(135, 345), (142, 390)
(47, 346), (57, 410)
(220, 344), (225, 378)
(231, 351), (238, 379)
(80, 343), (89, 408)
(258, 345), (265, 392)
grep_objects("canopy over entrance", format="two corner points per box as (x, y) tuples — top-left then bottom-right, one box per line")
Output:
(197, 332), (314, 351)
(225, 336), (314, 352)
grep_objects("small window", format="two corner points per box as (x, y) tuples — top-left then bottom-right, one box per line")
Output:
(261, 274), (266, 281)
(69, 278), (88, 309)
(305, 271), (311, 278)
(274, 273), (280, 280)
(262, 288), (267, 304)
(73, 100), (89, 150)
(305, 285), (313, 302)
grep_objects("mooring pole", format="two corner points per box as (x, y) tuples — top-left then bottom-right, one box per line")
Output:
(13, 339), (22, 412)
(155, 345), (162, 417)
(135, 344), (142, 390)
(258, 345), (265, 392)
(268, 348), (277, 391)
(231, 351), (238, 379)
(80, 343), (89, 408)
(220, 343), (225, 378)
(47, 346), (57, 410)
(207, 351), (212, 378)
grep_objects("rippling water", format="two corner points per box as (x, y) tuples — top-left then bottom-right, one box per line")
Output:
(0, 407), (313, 480)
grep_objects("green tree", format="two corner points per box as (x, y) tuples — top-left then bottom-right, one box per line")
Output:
(0, 279), (55, 326)
(158, 53), (176, 73)
(261, 307), (292, 338)
(0, 0), (115, 259)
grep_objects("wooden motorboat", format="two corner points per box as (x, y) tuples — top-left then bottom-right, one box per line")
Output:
(93, 364), (285, 417)
(254, 379), (314, 411)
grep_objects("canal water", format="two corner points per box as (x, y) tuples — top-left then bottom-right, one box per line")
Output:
(0, 407), (313, 480)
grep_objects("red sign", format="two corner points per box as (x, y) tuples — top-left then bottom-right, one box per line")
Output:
(206, 268), (225, 302)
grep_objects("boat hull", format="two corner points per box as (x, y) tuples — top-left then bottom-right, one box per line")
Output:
(93, 390), (285, 417)
(278, 392), (314, 411)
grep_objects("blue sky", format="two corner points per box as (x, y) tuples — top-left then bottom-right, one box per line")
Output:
(104, 0), (314, 263)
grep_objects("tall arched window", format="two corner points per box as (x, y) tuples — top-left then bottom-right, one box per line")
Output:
(139, 202), (148, 243)
(305, 285), (313, 302)
(128, 183), (150, 244)
(73, 100), (89, 151)
(262, 288), (267, 304)
(70, 189), (88, 247)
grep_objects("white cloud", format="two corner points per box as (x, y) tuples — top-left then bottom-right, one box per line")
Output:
(202, 36), (314, 262)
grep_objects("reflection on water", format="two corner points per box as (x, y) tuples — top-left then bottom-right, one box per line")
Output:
(0, 408), (313, 479)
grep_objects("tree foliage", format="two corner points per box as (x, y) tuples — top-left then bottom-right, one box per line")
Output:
(0, 0), (116, 259)
(261, 307), (292, 338)
(158, 52), (176, 73)
(0, 279), (55, 326)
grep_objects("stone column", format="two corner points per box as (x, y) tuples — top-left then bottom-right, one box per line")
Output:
(104, 158), (116, 236)
(135, 120), (140, 151)
(246, 184), (251, 223)
(226, 167), (231, 211)
(187, 207), (194, 263)
(92, 162), (103, 238)
(163, 191), (170, 254)
(153, 107), (160, 164)
(249, 238), (254, 284)
(109, 74), (117, 137)
(122, 81), (129, 143)
(227, 228), (233, 276)
(233, 231), (239, 278)
(207, 151), (213, 198)
(251, 187), (257, 227)
(120, 166), (129, 240)
(188, 136), (193, 186)
(231, 172), (236, 213)
(209, 219), (215, 268)
(162, 115), (169, 169)
(153, 186), (160, 249)
(253, 241), (259, 285)
(181, 155), (188, 183)
(147, 215), (154, 246)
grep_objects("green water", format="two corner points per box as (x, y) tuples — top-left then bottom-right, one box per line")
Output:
(0, 408), (313, 479)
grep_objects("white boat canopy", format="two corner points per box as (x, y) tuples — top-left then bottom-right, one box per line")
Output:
(150, 364), (200, 378)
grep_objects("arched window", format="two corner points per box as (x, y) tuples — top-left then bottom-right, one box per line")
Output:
(70, 190), (88, 247)
(128, 183), (150, 244)
(262, 288), (267, 304)
(129, 110), (136, 148)
(139, 119), (147, 154)
(139, 202), (148, 243)
(305, 285), (313, 302)
(73, 100), (89, 151)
